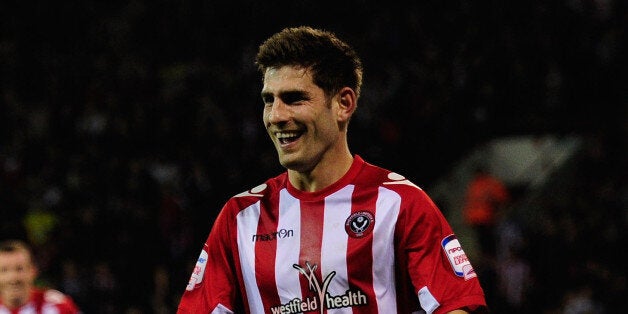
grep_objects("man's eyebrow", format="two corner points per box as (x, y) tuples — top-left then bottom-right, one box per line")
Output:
(261, 90), (309, 100)
(261, 91), (272, 99)
(280, 90), (308, 99)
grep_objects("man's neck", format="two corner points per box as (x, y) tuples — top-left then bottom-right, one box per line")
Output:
(288, 152), (354, 192)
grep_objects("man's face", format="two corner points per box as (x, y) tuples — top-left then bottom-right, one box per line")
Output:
(261, 66), (341, 172)
(0, 250), (37, 307)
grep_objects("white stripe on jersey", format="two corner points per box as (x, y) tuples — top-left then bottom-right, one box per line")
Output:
(276, 189), (303, 303)
(0, 304), (36, 314)
(42, 304), (62, 314)
(321, 185), (353, 314)
(237, 202), (264, 313)
(373, 186), (401, 313)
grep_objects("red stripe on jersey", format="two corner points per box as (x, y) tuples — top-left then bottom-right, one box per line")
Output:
(347, 184), (378, 314)
(298, 199), (325, 299)
(254, 199), (281, 310)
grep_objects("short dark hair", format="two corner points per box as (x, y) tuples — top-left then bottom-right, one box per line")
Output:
(0, 239), (33, 257)
(255, 26), (363, 99)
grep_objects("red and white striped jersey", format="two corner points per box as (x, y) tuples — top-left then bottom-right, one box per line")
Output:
(178, 156), (486, 314)
(0, 289), (80, 314)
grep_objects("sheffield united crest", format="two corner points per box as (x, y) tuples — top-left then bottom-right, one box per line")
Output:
(345, 211), (375, 238)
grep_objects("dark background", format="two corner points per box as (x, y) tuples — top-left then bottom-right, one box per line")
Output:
(1, 1), (625, 313)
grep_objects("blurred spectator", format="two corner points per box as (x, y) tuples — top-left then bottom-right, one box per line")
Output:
(151, 264), (174, 314)
(495, 245), (533, 313)
(23, 204), (58, 247)
(0, 239), (81, 313)
(561, 284), (604, 314)
(462, 163), (511, 258)
(59, 260), (87, 308)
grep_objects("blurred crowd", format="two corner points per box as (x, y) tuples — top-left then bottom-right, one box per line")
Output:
(473, 132), (627, 313)
(1, 0), (625, 313)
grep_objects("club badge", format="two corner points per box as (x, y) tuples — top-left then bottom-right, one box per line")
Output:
(345, 211), (375, 238)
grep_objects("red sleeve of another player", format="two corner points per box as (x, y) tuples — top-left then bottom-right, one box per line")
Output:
(400, 189), (487, 314)
(59, 298), (81, 314)
(177, 204), (239, 314)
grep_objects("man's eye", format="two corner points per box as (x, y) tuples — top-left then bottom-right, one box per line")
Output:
(261, 95), (273, 104)
(282, 93), (305, 104)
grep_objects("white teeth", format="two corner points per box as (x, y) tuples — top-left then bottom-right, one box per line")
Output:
(276, 132), (299, 139)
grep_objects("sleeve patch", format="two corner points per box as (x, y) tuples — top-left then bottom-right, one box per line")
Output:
(186, 249), (209, 291)
(441, 234), (477, 280)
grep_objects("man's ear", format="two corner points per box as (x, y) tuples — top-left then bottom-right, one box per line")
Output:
(336, 87), (357, 122)
(28, 263), (39, 281)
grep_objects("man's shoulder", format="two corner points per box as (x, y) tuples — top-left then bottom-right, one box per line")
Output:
(230, 172), (287, 200)
(31, 288), (80, 312)
(358, 159), (423, 191)
(42, 289), (70, 303)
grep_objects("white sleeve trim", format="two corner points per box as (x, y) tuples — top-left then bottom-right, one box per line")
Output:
(418, 286), (440, 314)
(211, 303), (234, 314)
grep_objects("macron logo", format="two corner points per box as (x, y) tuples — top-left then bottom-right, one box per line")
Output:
(252, 228), (294, 242)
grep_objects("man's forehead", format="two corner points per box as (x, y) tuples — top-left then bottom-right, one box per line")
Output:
(262, 66), (316, 93)
(0, 251), (31, 262)
(266, 64), (309, 74)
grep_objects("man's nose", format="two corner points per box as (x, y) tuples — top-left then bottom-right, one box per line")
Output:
(267, 101), (290, 123)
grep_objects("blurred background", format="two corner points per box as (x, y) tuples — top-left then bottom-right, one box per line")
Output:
(1, 0), (625, 313)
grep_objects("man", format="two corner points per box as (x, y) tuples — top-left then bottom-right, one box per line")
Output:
(178, 26), (487, 313)
(0, 240), (80, 314)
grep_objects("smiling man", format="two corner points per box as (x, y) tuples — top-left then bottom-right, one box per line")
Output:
(0, 240), (80, 313)
(177, 26), (488, 314)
